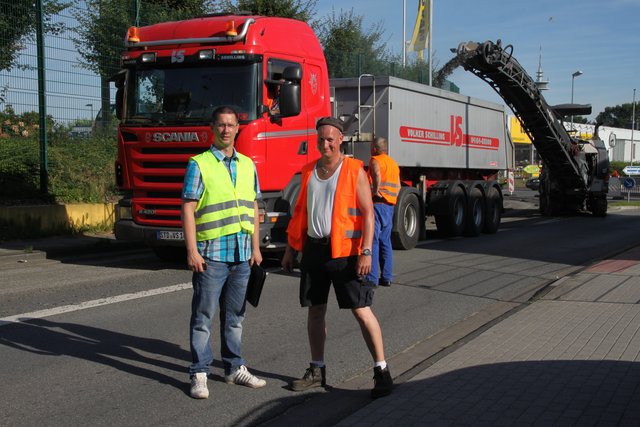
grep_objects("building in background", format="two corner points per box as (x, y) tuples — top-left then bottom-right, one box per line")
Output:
(508, 116), (636, 165)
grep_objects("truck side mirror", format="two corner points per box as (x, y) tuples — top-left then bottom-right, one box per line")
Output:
(279, 66), (302, 117)
(279, 83), (300, 117)
(282, 66), (302, 82)
(109, 70), (126, 120)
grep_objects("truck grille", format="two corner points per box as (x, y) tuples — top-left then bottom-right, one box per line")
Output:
(133, 199), (182, 224)
(128, 143), (207, 227)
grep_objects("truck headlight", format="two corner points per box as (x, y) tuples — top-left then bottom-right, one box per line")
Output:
(117, 205), (133, 220)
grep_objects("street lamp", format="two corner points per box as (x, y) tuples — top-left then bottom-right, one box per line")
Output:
(632, 88), (636, 165)
(570, 70), (583, 131)
(85, 103), (94, 121)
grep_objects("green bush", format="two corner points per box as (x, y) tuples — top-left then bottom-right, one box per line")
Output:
(0, 136), (42, 200)
(0, 134), (117, 204)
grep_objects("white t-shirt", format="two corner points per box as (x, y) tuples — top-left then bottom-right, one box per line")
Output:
(307, 163), (343, 239)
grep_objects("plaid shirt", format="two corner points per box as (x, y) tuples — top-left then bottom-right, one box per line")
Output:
(182, 146), (261, 263)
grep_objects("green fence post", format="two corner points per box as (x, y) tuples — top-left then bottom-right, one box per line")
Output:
(36, 0), (48, 194)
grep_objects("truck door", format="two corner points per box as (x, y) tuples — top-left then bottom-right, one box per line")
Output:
(303, 62), (325, 163)
(263, 59), (309, 191)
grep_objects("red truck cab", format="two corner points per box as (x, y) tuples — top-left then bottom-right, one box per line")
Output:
(112, 14), (330, 256)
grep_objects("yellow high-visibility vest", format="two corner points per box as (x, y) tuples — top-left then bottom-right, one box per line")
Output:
(192, 150), (255, 241)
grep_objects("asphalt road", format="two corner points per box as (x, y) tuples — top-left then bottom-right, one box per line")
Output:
(1, 200), (639, 426)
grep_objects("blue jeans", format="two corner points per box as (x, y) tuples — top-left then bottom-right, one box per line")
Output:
(189, 260), (250, 376)
(366, 203), (395, 285)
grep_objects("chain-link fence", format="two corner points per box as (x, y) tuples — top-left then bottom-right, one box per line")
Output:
(0, 1), (452, 134)
(1, 2), (450, 204)
(1, 0), (210, 133)
(1, 1), (102, 130)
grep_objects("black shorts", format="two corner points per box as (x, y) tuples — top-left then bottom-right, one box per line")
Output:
(299, 238), (375, 309)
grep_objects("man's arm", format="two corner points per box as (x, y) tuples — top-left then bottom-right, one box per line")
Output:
(369, 158), (382, 197)
(251, 200), (263, 266)
(182, 200), (206, 272)
(356, 168), (374, 276)
(281, 244), (297, 273)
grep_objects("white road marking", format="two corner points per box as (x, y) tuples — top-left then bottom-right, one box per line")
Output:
(0, 282), (192, 327)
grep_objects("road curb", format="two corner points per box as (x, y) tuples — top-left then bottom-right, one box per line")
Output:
(0, 233), (146, 260)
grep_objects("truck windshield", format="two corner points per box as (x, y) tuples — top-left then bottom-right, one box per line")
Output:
(125, 63), (258, 125)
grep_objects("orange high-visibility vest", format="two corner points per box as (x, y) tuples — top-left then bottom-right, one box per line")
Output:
(287, 157), (364, 258)
(370, 153), (400, 205)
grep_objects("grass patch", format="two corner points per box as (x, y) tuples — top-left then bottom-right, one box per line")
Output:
(0, 135), (118, 240)
(0, 135), (118, 204)
(609, 200), (640, 207)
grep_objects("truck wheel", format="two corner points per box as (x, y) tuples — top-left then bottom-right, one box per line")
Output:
(287, 183), (301, 216)
(539, 174), (553, 216)
(590, 197), (608, 217)
(435, 185), (466, 237)
(281, 175), (302, 216)
(539, 173), (563, 215)
(539, 189), (549, 215)
(541, 190), (562, 215)
(483, 186), (502, 234)
(463, 187), (485, 237)
(391, 191), (420, 250)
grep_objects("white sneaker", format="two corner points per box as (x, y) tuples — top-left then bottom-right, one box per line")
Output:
(224, 365), (266, 388)
(190, 372), (209, 399)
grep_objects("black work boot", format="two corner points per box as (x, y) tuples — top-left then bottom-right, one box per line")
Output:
(371, 366), (393, 398)
(291, 364), (326, 391)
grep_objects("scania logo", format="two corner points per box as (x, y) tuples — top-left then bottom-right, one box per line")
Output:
(152, 132), (200, 142)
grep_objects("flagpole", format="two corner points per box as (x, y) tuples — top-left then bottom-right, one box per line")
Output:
(428, 0), (433, 85)
(402, 0), (406, 67)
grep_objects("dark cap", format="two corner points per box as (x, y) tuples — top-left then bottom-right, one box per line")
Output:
(316, 116), (344, 133)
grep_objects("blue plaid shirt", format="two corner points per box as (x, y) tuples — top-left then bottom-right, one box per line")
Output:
(182, 146), (261, 263)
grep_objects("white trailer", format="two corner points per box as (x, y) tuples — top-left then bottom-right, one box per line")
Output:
(331, 75), (514, 249)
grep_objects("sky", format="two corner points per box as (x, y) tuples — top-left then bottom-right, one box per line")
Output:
(317, 0), (640, 122)
(3, 0), (638, 124)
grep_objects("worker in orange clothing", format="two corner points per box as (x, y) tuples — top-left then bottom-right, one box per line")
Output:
(366, 137), (400, 287)
(281, 116), (393, 399)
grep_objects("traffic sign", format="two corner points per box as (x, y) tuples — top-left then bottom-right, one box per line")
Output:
(623, 166), (640, 175)
(507, 170), (514, 194)
(624, 178), (636, 189)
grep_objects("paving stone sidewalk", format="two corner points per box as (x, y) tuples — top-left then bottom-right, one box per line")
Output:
(338, 247), (640, 426)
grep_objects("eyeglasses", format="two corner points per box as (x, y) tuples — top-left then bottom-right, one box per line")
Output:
(214, 123), (238, 129)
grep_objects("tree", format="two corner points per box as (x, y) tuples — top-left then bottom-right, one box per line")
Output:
(317, 8), (389, 79)
(393, 54), (440, 86)
(595, 103), (638, 129)
(0, 0), (67, 72)
(71, 1), (208, 131)
(213, 0), (318, 23)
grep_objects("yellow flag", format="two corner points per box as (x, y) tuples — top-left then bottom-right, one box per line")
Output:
(408, 0), (430, 55)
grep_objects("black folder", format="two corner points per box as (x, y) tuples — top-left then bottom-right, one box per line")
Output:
(246, 263), (267, 307)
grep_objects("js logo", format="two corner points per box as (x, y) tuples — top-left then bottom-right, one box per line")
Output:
(450, 115), (463, 146)
(171, 50), (185, 63)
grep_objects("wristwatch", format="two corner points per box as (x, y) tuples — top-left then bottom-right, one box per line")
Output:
(361, 248), (372, 256)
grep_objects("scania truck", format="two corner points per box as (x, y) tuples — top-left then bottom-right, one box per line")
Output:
(112, 14), (514, 257)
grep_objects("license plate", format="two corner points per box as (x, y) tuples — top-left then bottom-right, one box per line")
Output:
(157, 231), (184, 241)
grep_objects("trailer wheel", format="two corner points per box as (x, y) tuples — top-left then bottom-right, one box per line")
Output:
(435, 185), (466, 237)
(391, 190), (420, 250)
(463, 187), (485, 237)
(483, 186), (502, 234)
